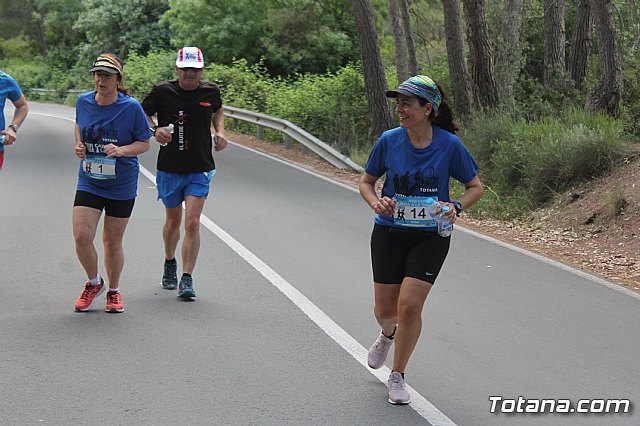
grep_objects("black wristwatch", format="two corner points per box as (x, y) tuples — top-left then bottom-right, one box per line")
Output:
(151, 125), (158, 136)
(452, 201), (463, 217)
(8, 124), (18, 133)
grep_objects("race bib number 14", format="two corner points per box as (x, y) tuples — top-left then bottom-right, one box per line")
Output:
(394, 195), (438, 227)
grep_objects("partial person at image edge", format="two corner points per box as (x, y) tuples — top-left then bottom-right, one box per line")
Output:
(0, 69), (29, 170)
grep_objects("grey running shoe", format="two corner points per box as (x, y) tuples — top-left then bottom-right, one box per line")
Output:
(162, 260), (178, 290)
(178, 275), (196, 299)
(387, 372), (410, 405)
(367, 332), (393, 369)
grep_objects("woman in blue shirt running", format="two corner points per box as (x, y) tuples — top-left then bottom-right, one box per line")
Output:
(72, 53), (151, 314)
(359, 75), (484, 405)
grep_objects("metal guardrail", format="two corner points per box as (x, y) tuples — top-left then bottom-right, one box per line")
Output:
(28, 88), (363, 171)
(224, 106), (364, 172)
(29, 88), (84, 95)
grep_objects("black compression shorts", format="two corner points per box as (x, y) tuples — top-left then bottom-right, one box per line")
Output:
(73, 190), (135, 218)
(370, 224), (451, 285)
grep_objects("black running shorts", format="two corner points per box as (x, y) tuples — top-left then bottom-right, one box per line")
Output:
(370, 224), (451, 285)
(73, 190), (135, 219)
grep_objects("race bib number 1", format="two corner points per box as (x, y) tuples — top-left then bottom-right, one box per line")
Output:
(394, 195), (437, 227)
(83, 155), (116, 180)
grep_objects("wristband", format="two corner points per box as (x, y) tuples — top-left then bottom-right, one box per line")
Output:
(452, 201), (463, 217)
(8, 124), (18, 133)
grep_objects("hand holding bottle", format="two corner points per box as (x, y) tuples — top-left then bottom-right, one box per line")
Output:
(157, 123), (174, 146)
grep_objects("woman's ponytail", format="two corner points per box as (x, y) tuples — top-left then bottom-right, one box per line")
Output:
(430, 81), (459, 134)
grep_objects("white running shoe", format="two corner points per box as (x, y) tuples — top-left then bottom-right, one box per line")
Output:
(367, 331), (393, 369)
(387, 371), (410, 405)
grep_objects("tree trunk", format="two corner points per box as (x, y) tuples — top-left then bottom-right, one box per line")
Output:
(399, 0), (419, 75)
(543, 0), (566, 85)
(568, 0), (592, 90)
(27, 0), (48, 57)
(351, 0), (394, 139)
(586, 0), (623, 115)
(497, 0), (524, 107)
(462, 0), (499, 108)
(442, 0), (474, 118)
(629, 0), (640, 52)
(389, 0), (409, 83)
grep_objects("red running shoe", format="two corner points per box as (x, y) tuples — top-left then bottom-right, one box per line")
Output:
(74, 279), (105, 312)
(105, 291), (124, 313)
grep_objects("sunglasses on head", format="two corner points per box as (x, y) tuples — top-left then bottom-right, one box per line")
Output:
(179, 67), (202, 72)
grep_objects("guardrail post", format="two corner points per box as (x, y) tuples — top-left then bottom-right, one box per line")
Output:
(258, 125), (264, 141)
(284, 135), (292, 149)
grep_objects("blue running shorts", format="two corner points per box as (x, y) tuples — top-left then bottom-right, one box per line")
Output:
(156, 170), (216, 208)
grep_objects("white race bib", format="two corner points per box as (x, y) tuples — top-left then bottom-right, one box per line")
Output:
(83, 155), (116, 180)
(393, 195), (438, 227)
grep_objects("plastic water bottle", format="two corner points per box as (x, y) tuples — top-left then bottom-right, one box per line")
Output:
(0, 134), (5, 144)
(425, 197), (440, 218)
(437, 205), (454, 237)
(158, 124), (174, 147)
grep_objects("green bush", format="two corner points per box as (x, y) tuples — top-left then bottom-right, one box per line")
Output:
(1, 55), (91, 104)
(206, 58), (276, 112)
(1, 58), (46, 89)
(462, 107), (628, 217)
(0, 37), (39, 61)
(511, 73), (583, 122)
(125, 50), (176, 99)
(265, 64), (369, 155)
(621, 59), (640, 137)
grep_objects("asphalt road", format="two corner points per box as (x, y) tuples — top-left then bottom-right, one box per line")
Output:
(1, 102), (638, 425)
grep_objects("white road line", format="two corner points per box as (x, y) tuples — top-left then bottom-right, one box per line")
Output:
(139, 164), (457, 426)
(31, 112), (76, 121)
(459, 226), (640, 300)
(231, 141), (640, 301)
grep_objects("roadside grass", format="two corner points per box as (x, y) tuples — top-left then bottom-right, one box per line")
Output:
(460, 108), (632, 219)
(605, 187), (628, 219)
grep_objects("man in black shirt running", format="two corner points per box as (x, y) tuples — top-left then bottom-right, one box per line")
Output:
(142, 46), (227, 299)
